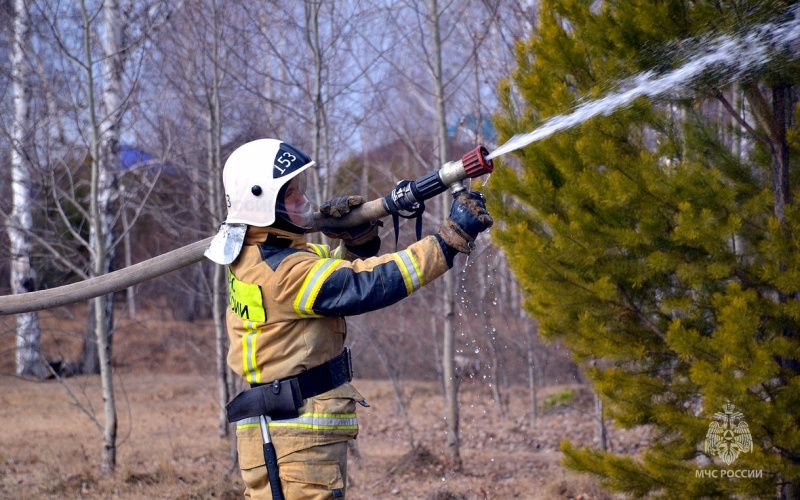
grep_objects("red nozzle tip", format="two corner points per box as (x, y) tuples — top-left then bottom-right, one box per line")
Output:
(461, 146), (494, 178)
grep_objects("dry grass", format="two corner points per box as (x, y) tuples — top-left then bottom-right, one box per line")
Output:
(0, 373), (640, 500)
(0, 308), (641, 499)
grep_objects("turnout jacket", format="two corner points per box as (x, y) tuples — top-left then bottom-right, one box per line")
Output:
(227, 225), (452, 464)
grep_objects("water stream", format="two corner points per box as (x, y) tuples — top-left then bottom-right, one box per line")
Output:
(486, 6), (800, 161)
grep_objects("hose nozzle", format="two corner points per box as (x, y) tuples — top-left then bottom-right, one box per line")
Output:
(460, 146), (494, 178)
(437, 145), (494, 195)
(314, 145), (494, 231)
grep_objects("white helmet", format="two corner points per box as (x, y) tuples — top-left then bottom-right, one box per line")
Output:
(223, 138), (315, 227)
(205, 138), (316, 265)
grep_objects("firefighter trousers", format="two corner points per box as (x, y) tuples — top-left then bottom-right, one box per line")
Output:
(240, 440), (348, 500)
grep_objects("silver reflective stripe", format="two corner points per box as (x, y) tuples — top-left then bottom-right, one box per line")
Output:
(294, 259), (340, 318)
(236, 413), (358, 431)
(398, 250), (421, 291)
(236, 416), (260, 430)
(308, 243), (330, 258)
(267, 412), (358, 430)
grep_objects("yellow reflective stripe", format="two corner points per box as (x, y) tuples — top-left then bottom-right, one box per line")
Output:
(332, 246), (342, 259)
(393, 249), (423, 294)
(294, 260), (328, 317)
(270, 423), (359, 430)
(308, 243), (330, 258)
(267, 412), (358, 430)
(235, 413), (357, 431)
(293, 259), (342, 318)
(393, 255), (413, 293)
(402, 249), (423, 288)
(242, 320), (262, 384)
(241, 327), (249, 381)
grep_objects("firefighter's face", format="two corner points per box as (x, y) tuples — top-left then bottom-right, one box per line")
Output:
(277, 172), (313, 229)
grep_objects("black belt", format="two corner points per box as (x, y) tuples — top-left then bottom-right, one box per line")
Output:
(226, 348), (353, 423)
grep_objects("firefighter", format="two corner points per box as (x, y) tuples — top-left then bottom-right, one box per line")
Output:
(208, 138), (492, 499)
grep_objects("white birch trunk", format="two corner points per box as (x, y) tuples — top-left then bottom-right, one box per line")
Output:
(99, 0), (122, 467)
(10, 0), (46, 379)
(80, 0), (123, 474)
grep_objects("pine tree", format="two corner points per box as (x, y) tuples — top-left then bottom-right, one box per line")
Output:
(489, 1), (800, 497)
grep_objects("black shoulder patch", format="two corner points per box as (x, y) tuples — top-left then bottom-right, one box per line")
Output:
(258, 245), (309, 271)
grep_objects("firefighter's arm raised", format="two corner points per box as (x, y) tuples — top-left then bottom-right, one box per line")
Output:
(272, 191), (492, 318)
(273, 235), (449, 318)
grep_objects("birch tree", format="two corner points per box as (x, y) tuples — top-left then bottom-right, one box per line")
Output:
(8, 0), (47, 379)
(77, 0), (122, 473)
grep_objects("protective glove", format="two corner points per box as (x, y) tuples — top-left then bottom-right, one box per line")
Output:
(319, 196), (365, 219)
(437, 191), (493, 254)
(321, 220), (383, 247)
(320, 195), (382, 247)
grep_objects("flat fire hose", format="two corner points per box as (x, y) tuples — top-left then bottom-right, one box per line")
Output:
(0, 201), (387, 316)
(0, 237), (212, 315)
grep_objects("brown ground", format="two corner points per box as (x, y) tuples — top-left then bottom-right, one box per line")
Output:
(0, 308), (647, 499)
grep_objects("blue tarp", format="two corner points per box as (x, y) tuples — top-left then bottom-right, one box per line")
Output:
(119, 145), (155, 170)
(119, 145), (173, 173)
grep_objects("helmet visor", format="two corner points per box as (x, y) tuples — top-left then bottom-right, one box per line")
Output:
(275, 172), (314, 229)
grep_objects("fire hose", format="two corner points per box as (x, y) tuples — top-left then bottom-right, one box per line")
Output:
(0, 147), (494, 316)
